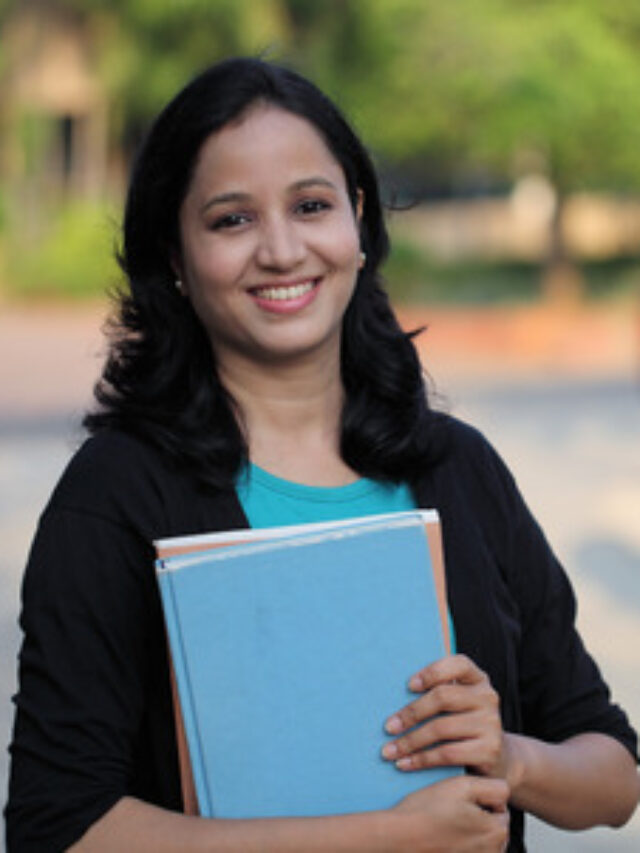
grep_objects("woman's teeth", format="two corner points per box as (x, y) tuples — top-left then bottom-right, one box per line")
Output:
(253, 281), (316, 301)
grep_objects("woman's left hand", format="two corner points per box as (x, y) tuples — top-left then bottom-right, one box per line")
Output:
(381, 654), (511, 781)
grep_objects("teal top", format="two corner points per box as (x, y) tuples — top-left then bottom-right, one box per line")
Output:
(236, 463), (416, 527)
(236, 463), (455, 652)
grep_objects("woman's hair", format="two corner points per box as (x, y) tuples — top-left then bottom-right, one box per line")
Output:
(85, 56), (441, 488)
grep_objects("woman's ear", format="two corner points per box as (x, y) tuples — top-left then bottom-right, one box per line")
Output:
(170, 249), (183, 281)
(170, 251), (187, 296)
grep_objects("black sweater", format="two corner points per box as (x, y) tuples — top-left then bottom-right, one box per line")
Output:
(5, 417), (637, 851)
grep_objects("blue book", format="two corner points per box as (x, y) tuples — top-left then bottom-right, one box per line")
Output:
(155, 511), (460, 819)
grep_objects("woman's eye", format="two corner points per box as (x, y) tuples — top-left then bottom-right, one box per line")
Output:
(211, 212), (251, 231)
(296, 199), (331, 216)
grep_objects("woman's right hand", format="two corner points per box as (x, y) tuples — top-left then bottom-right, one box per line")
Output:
(390, 775), (510, 852)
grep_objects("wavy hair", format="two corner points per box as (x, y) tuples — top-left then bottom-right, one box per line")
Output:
(85, 57), (441, 488)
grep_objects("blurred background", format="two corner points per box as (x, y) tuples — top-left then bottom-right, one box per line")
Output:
(1, 1), (639, 849)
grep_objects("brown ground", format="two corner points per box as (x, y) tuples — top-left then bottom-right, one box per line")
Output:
(1, 299), (638, 418)
(397, 301), (639, 385)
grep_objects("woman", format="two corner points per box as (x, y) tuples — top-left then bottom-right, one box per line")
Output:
(6, 57), (639, 852)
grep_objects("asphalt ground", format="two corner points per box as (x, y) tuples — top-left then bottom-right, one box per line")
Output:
(1, 302), (639, 850)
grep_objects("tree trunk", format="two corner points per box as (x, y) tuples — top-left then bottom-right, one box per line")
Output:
(542, 191), (584, 303)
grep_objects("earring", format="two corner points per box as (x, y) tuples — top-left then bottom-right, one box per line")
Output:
(359, 251), (366, 269)
(175, 279), (185, 296)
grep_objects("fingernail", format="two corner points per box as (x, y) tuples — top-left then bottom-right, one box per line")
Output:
(408, 675), (423, 691)
(385, 715), (403, 734)
(396, 757), (412, 770)
(382, 742), (398, 759)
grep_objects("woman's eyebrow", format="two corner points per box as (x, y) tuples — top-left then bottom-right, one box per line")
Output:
(199, 177), (337, 214)
(290, 177), (337, 192)
(200, 191), (251, 214)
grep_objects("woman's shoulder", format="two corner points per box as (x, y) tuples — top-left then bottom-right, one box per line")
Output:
(46, 428), (176, 536)
(431, 411), (508, 473)
(54, 428), (166, 495)
(433, 411), (485, 448)
(65, 426), (157, 471)
(425, 411), (521, 515)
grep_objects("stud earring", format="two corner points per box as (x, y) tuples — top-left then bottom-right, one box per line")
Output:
(359, 251), (367, 269)
(175, 279), (185, 296)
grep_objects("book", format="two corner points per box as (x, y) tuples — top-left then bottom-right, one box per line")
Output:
(155, 510), (460, 819)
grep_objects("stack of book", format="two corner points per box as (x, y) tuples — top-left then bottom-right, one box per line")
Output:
(155, 510), (460, 818)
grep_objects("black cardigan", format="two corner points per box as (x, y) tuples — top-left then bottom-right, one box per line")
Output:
(5, 418), (637, 852)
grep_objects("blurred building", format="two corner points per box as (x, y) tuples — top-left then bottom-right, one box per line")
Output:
(394, 178), (640, 264)
(1, 0), (109, 203)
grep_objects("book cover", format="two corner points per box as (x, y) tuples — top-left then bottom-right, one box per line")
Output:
(156, 512), (460, 819)
(156, 510), (451, 654)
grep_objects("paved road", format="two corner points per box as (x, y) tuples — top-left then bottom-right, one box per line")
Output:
(1, 308), (639, 850)
(449, 376), (640, 852)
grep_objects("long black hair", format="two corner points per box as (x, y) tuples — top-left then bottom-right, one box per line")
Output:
(85, 57), (442, 488)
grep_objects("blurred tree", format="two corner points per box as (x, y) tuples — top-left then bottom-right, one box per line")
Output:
(468, 0), (640, 297)
(3, 0), (640, 298)
(60, 0), (293, 152)
(286, 0), (640, 298)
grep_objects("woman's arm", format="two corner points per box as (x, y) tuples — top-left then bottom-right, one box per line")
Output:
(68, 776), (510, 853)
(505, 731), (639, 829)
(68, 798), (391, 853)
(382, 655), (639, 831)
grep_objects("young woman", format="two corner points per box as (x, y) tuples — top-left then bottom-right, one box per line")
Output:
(6, 57), (638, 852)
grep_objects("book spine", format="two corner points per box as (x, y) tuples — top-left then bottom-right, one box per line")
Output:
(157, 568), (212, 816)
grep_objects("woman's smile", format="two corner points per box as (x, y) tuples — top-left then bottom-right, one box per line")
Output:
(248, 277), (321, 313)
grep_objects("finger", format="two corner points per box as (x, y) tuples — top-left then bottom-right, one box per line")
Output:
(489, 810), (511, 853)
(384, 706), (488, 759)
(498, 809), (511, 852)
(466, 776), (510, 812)
(408, 654), (488, 693)
(391, 735), (503, 772)
(385, 680), (499, 735)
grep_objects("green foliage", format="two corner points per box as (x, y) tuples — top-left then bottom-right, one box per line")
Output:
(16, 111), (57, 178)
(383, 238), (640, 305)
(4, 0), (640, 302)
(79, 0), (293, 128)
(383, 240), (541, 304)
(582, 257), (640, 302)
(472, 2), (640, 191)
(4, 199), (120, 299)
(283, 0), (640, 193)
(12, 0), (640, 193)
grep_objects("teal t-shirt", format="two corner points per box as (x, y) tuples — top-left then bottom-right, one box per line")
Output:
(236, 463), (416, 527)
(235, 463), (456, 652)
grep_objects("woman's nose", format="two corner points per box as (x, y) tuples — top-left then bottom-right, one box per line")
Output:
(255, 217), (306, 270)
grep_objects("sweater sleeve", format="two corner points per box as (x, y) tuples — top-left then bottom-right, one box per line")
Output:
(465, 425), (638, 759)
(5, 436), (173, 852)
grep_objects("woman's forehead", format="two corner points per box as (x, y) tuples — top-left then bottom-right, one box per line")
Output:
(187, 105), (347, 198)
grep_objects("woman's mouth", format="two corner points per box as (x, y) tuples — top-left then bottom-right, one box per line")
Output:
(248, 278), (321, 313)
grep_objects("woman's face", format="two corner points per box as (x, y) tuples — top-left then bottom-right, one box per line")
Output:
(176, 104), (362, 372)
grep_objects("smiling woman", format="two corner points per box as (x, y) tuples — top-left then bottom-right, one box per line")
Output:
(5, 57), (639, 853)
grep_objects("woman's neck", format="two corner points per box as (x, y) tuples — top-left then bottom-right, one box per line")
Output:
(217, 352), (358, 486)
